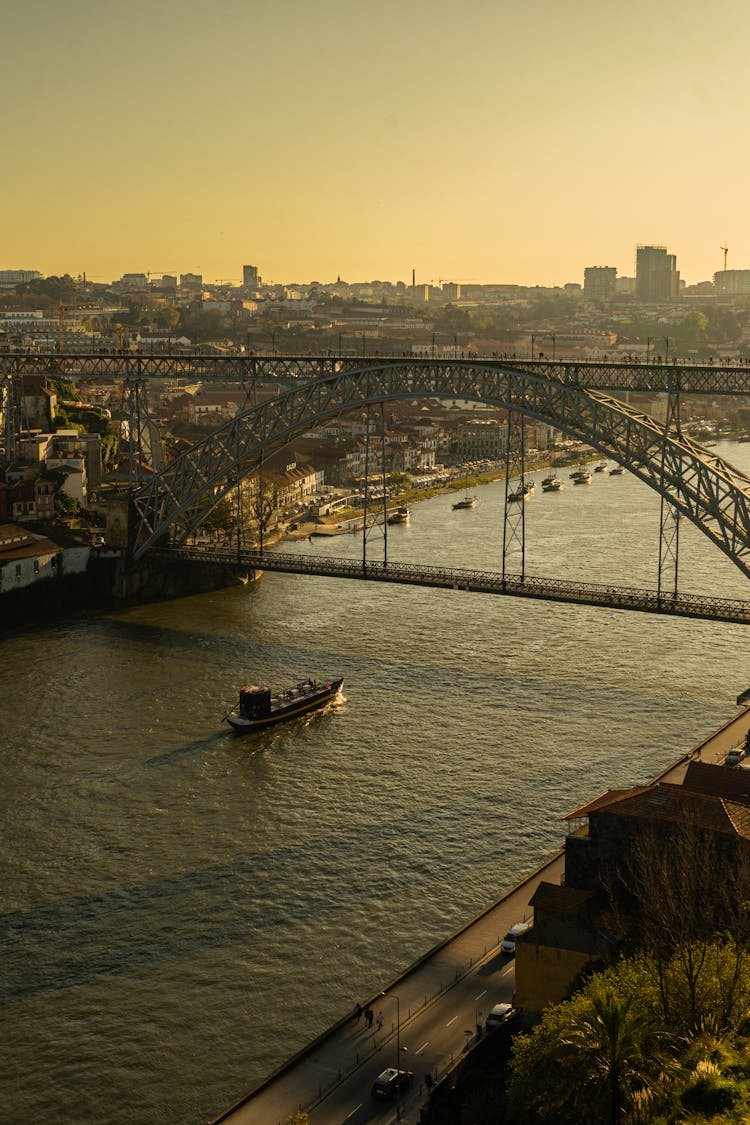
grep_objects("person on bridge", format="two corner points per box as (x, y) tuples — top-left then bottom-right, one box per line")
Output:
(376, 1010), (383, 1031)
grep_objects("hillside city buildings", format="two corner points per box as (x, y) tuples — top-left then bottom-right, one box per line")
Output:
(2, 239), (750, 602)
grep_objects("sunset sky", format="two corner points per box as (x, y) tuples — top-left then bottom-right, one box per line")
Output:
(3, 0), (749, 287)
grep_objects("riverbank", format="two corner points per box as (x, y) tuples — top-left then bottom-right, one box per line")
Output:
(282, 448), (595, 541)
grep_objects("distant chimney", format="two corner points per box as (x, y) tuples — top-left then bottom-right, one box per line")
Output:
(412, 268), (416, 287)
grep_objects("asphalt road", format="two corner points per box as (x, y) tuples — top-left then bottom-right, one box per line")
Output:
(211, 704), (750, 1125)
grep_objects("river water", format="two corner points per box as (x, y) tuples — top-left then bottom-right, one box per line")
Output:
(3, 441), (750, 1124)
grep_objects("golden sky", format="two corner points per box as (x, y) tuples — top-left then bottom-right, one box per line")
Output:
(3, 0), (749, 287)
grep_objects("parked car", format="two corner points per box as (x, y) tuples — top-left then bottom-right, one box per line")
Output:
(726, 748), (745, 766)
(500, 921), (532, 954)
(371, 1067), (414, 1100)
(485, 1002), (515, 1031)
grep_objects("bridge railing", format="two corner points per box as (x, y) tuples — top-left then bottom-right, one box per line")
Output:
(155, 545), (750, 626)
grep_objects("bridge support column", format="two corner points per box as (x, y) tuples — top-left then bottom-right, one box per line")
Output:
(658, 385), (682, 599)
(503, 411), (526, 583)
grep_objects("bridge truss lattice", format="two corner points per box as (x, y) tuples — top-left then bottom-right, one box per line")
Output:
(129, 361), (750, 581)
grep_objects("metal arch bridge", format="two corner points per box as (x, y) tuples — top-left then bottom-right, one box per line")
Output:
(128, 356), (750, 589)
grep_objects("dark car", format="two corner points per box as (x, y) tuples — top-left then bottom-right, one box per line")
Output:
(371, 1067), (414, 1100)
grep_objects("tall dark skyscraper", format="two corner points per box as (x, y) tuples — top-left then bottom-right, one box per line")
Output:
(243, 264), (260, 288)
(635, 245), (679, 301)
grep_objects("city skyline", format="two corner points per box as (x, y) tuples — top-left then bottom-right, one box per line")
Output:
(3, 0), (750, 287)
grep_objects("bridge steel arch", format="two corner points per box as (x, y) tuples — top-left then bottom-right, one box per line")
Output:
(130, 360), (750, 578)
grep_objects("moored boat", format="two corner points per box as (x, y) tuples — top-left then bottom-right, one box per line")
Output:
(573, 469), (592, 485)
(594, 462), (608, 473)
(508, 481), (534, 502)
(387, 505), (410, 524)
(609, 465), (625, 475)
(225, 677), (344, 733)
(542, 476), (564, 492)
(452, 495), (477, 509)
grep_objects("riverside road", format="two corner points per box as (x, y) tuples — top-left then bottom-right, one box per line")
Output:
(209, 706), (750, 1125)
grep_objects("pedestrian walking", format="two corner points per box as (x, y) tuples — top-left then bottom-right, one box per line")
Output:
(367, 1007), (374, 1028)
(376, 1010), (383, 1031)
(354, 1002), (362, 1023)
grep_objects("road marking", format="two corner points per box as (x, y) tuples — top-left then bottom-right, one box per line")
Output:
(343, 1104), (362, 1120)
(416, 1041), (430, 1053)
(500, 963), (514, 976)
(474, 989), (487, 1001)
(446, 1016), (458, 1027)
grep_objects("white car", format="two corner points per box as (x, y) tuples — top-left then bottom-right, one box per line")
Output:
(485, 1002), (515, 1030)
(500, 921), (532, 955)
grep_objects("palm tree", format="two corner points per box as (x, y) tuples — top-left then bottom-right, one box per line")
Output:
(557, 988), (663, 1125)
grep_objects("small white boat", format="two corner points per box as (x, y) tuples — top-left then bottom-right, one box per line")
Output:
(452, 495), (477, 510)
(609, 465), (625, 476)
(573, 470), (592, 485)
(594, 462), (608, 473)
(508, 482), (534, 502)
(542, 476), (564, 492)
(387, 505), (410, 525)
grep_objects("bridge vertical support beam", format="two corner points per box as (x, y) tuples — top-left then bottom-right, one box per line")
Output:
(362, 405), (370, 572)
(235, 421), (242, 561)
(240, 359), (258, 411)
(361, 401), (388, 570)
(657, 383), (681, 600)
(123, 356), (164, 485)
(503, 411), (526, 583)
(380, 400), (388, 569)
(1, 368), (23, 467)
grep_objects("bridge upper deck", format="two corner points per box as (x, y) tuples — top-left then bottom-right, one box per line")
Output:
(5, 351), (750, 395)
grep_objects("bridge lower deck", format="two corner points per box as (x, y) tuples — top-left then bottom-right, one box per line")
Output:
(155, 546), (750, 626)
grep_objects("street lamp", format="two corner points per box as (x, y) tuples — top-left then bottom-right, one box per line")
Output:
(552, 333), (556, 361)
(380, 991), (402, 1115)
(530, 334), (535, 360)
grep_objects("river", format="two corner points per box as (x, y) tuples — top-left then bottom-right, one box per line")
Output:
(3, 441), (750, 1124)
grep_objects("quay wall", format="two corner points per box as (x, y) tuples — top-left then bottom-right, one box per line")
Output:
(208, 704), (750, 1123)
(0, 554), (257, 629)
(207, 845), (564, 1124)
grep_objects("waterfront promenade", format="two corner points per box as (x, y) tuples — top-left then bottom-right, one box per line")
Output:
(208, 705), (750, 1125)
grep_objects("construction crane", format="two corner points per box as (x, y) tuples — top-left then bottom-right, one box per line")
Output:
(720, 245), (729, 272)
(429, 278), (474, 286)
(146, 270), (177, 283)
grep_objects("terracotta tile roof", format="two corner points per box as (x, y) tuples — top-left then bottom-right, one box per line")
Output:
(529, 882), (594, 913)
(595, 783), (750, 841)
(683, 761), (750, 805)
(563, 788), (642, 820)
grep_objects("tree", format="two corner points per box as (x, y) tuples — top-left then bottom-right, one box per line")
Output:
(603, 819), (750, 1032)
(201, 496), (236, 540)
(556, 985), (664, 1125)
(54, 488), (80, 518)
